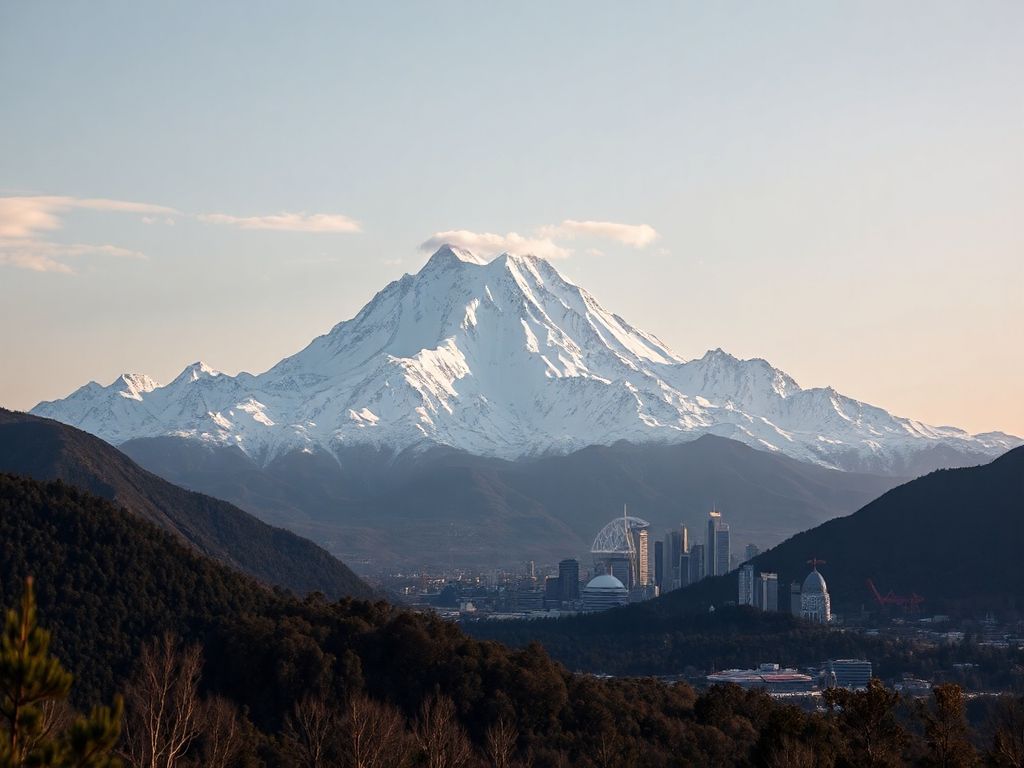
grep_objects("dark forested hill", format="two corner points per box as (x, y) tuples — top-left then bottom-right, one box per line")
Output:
(0, 472), (276, 700)
(0, 409), (372, 599)
(0, 472), (831, 767)
(744, 444), (1024, 613)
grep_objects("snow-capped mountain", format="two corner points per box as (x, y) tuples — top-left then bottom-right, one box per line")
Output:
(31, 245), (1020, 474)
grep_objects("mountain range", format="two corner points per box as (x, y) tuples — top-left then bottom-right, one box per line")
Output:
(115, 431), (900, 567)
(31, 245), (1019, 477)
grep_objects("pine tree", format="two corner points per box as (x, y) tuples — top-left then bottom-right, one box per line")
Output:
(0, 577), (123, 768)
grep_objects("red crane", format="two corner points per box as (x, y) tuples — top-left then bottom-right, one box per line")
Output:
(866, 578), (925, 611)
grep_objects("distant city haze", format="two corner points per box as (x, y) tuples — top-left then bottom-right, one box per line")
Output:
(1, 2), (1021, 437)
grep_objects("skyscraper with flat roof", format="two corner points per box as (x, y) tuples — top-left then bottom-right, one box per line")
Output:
(706, 511), (720, 577)
(738, 564), (755, 606)
(715, 524), (730, 576)
(757, 572), (778, 611)
(706, 510), (731, 577)
(665, 530), (681, 589)
(653, 540), (664, 589)
(636, 528), (650, 586)
(558, 558), (580, 604)
(689, 543), (706, 583)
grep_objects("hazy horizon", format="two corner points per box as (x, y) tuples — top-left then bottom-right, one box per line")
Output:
(2, 2), (1021, 437)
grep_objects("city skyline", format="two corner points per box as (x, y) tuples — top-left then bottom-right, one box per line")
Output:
(1, 2), (1022, 436)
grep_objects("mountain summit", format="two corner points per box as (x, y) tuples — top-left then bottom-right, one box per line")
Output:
(32, 246), (1019, 474)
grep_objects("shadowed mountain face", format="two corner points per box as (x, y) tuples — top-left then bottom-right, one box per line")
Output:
(118, 431), (902, 568)
(0, 409), (373, 600)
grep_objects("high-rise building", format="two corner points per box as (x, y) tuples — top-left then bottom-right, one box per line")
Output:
(757, 572), (779, 612)
(636, 528), (650, 586)
(738, 564), (755, 606)
(558, 558), (580, 603)
(706, 510), (731, 577)
(790, 582), (802, 616)
(689, 543), (706, 583)
(745, 543), (760, 561)
(665, 530), (681, 589)
(678, 551), (691, 588)
(653, 540), (664, 589)
(680, 525), (689, 556)
(543, 576), (561, 608)
(706, 511), (720, 577)
(715, 524), (731, 576)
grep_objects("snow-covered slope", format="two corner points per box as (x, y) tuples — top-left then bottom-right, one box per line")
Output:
(31, 245), (1020, 474)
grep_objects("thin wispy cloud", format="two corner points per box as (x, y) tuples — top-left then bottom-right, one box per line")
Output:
(0, 239), (144, 274)
(544, 219), (659, 248)
(420, 219), (659, 260)
(0, 195), (173, 274)
(420, 230), (572, 260)
(0, 196), (177, 239)
(0, 195), (363, 275)
(198, 212), (361, 233)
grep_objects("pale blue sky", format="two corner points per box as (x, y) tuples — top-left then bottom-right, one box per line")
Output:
(1, 2), (1022, 435)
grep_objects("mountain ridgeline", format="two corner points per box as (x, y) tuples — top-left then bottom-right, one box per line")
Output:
(0, 408), (373, 600)
(32, 246), (1018, 477)
(119, 432), (901, 566)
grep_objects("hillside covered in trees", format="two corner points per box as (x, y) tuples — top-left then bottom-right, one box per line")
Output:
(8, 471), (1024, 766)
(0, 409), (372, 600)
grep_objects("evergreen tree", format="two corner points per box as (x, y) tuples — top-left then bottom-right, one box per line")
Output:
(0, 577), (122, 768)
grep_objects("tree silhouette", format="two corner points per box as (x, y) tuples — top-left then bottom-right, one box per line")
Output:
(0, 577), (122, 768)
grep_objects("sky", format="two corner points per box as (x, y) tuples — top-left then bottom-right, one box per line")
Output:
(1, 2), (1022, 436)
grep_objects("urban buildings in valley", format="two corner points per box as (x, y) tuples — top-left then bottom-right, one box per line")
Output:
(706, 510), (731, 577)
(582, 574), (629, 611)
(591, 510), (653, 594)
(739, 564), (779, 612)
(799, 560), (832, 624)
(559, 558), (580, 603)
(706, 663), (815, 694)
(824, 659), (872, 690)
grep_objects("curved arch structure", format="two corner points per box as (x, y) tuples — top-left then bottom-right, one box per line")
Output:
(591, 516), (650, 555)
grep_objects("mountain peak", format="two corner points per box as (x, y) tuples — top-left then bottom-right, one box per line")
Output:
(422, 244), (489, 270)
(116, 373), (159, 400)
(171, 361), (221, 385)
(28, 251), (1021, 474)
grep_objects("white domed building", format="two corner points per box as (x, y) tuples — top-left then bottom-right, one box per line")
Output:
(800, 564), (831, 623)
(582, 574), (629, 612)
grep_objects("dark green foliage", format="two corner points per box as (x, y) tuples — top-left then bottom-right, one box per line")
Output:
(0, 579), (121, 768)
(825, 679), (908, 767)
(6, 470), (1024, 767)
(0, 409), (372, 601)
(0, 473), (275, 703)
(746, 445), (1024, 613)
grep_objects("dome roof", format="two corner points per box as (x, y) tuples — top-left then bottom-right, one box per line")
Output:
(802, 568), (828, 594)
(585, 574), (627, 592)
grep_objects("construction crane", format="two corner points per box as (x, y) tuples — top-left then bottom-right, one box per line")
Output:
(866, 578), (925, 612)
